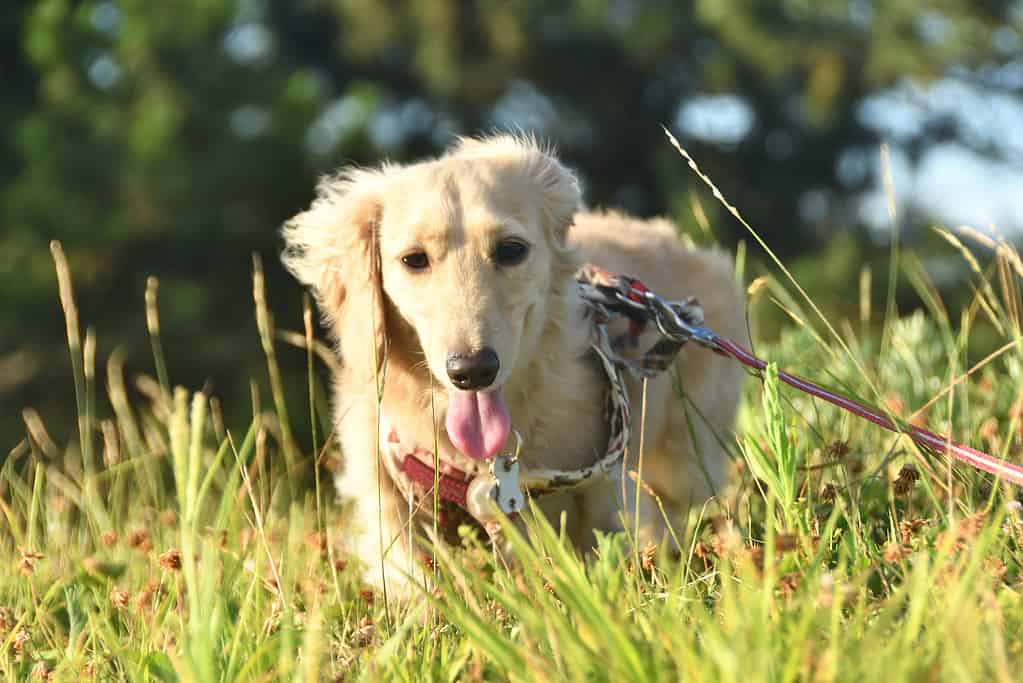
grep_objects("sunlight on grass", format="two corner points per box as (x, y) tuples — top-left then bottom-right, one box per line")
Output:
(3, 215), (1023, 680)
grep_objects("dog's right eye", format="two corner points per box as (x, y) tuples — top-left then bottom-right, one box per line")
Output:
(400, 251), (429, 271)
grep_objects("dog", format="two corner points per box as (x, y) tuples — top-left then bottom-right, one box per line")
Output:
(282, 135), (747, 589)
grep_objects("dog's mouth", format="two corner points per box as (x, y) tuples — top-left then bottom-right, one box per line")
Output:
(445, 387), (511, 461)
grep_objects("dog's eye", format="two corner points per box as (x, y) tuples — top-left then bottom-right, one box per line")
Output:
(401, 251), (429, 271)
(494, 240), (529, 267)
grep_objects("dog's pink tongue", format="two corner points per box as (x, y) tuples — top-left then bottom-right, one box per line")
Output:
(445, 389), (511, 460)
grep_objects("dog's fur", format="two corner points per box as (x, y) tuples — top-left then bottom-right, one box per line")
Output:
(283, 135), (747, 588)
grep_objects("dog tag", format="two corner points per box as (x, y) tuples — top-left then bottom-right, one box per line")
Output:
(492, 454), (524, 514)
(465, 432), (525, 523)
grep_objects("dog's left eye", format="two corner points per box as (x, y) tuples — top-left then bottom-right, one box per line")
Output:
(494, 240), (529, 267)
(401, 251), (430, 271)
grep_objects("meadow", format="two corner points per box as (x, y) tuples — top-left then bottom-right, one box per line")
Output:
(3, 180), (1023, 680)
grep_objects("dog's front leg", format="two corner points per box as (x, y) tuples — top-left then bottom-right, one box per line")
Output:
(334, 410), (423, 598)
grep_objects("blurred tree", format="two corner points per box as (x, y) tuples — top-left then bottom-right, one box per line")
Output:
(1, 0), (1020, 444)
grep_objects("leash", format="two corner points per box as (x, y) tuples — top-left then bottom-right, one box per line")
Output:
(577, 265), (1023, 488)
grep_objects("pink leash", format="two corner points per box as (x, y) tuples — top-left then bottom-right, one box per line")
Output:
(712, 335), (1023, 487)
(581, 266), (1023, 489)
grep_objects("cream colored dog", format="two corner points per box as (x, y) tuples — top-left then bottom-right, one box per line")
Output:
(283, 135), (747, 589)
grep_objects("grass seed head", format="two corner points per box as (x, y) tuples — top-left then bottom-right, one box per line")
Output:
(899, 518), (927, 545)
(158, 549), (182, 572)
(893, 464), (920, 496)
(778, 572), (800, 597)
(137, 581), (160, 612)
(986, 557), (1008, 582)
(110, 590), (130, 610)
(820, 483), (838, 503)
(127, 529), (153, 552)
(30, 659), (51, 680)
(12, 626), (31, 657)
(419, 553), (438, 573)
(355, 616), (375, 647)
(18, 550), (44, 575)
(641, 542), (657, 572)
(826, 441), (850, 459)
(882, 542), (905, 564)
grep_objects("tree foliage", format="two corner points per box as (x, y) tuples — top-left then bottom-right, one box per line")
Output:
(2, 0), (1019, 442)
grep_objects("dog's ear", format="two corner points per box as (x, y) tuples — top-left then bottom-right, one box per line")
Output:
(525, 147), (582, 245)
(282, 169), (387, 377)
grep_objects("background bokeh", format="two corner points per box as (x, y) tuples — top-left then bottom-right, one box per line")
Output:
(3, 0), (1022, 447)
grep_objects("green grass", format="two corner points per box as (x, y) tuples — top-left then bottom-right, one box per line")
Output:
(4, 226), (1023, 682)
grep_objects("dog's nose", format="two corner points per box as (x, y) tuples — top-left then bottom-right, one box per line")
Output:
(446, 347), (500, 390)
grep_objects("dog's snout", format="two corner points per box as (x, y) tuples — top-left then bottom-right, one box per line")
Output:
(446, 347), (500, 390)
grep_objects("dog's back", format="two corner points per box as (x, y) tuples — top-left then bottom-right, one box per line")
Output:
(569, 210), (747, 537)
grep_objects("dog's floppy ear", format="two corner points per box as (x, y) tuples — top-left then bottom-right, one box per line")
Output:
(521, 143), (582, 245)
(282, 169), (387, 378)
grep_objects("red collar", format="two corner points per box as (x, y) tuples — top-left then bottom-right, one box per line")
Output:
(386, 427), (474, 508)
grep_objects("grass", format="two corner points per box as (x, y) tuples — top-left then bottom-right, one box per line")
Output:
(4, 223), (1023, 680)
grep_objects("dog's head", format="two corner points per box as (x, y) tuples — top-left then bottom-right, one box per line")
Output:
(283, 135), (581, 460)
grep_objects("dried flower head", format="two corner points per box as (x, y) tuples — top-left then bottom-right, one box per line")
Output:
(778, 572), (800, 597)
(899, 518), (927, 545)
(158, 549), (182, 572)
(355, 615), (375, 647)
(359, 588), (375, 606)
(110, 590), (130, 610)
(959, 512), (986, 541)
(18, 550), (44, 575)
(820, 483), (838, 504)
(136, 581), (160, 612)
(882, 542), (905, 564)
(0, 606), (12, 632)
(893, 464), (920, 496)
(100, 531), (118, 548)
(826, 441), (850, 459)
(693, 540), (714, 561)
(12, 626), (31, 656)
(30, 659), (50, 680)
(127, 529), (153, 553)
(419, 553), (438, 573)
(487, 599), (507, 622)
(986, 557), (1008, 582)
(641, 542), (657, 572)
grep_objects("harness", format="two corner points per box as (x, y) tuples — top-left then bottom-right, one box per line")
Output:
(380, 264), (697, 527)
(383, 264), (1023, 530)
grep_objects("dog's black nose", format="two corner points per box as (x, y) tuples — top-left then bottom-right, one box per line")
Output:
(446, 347), (500, 390)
